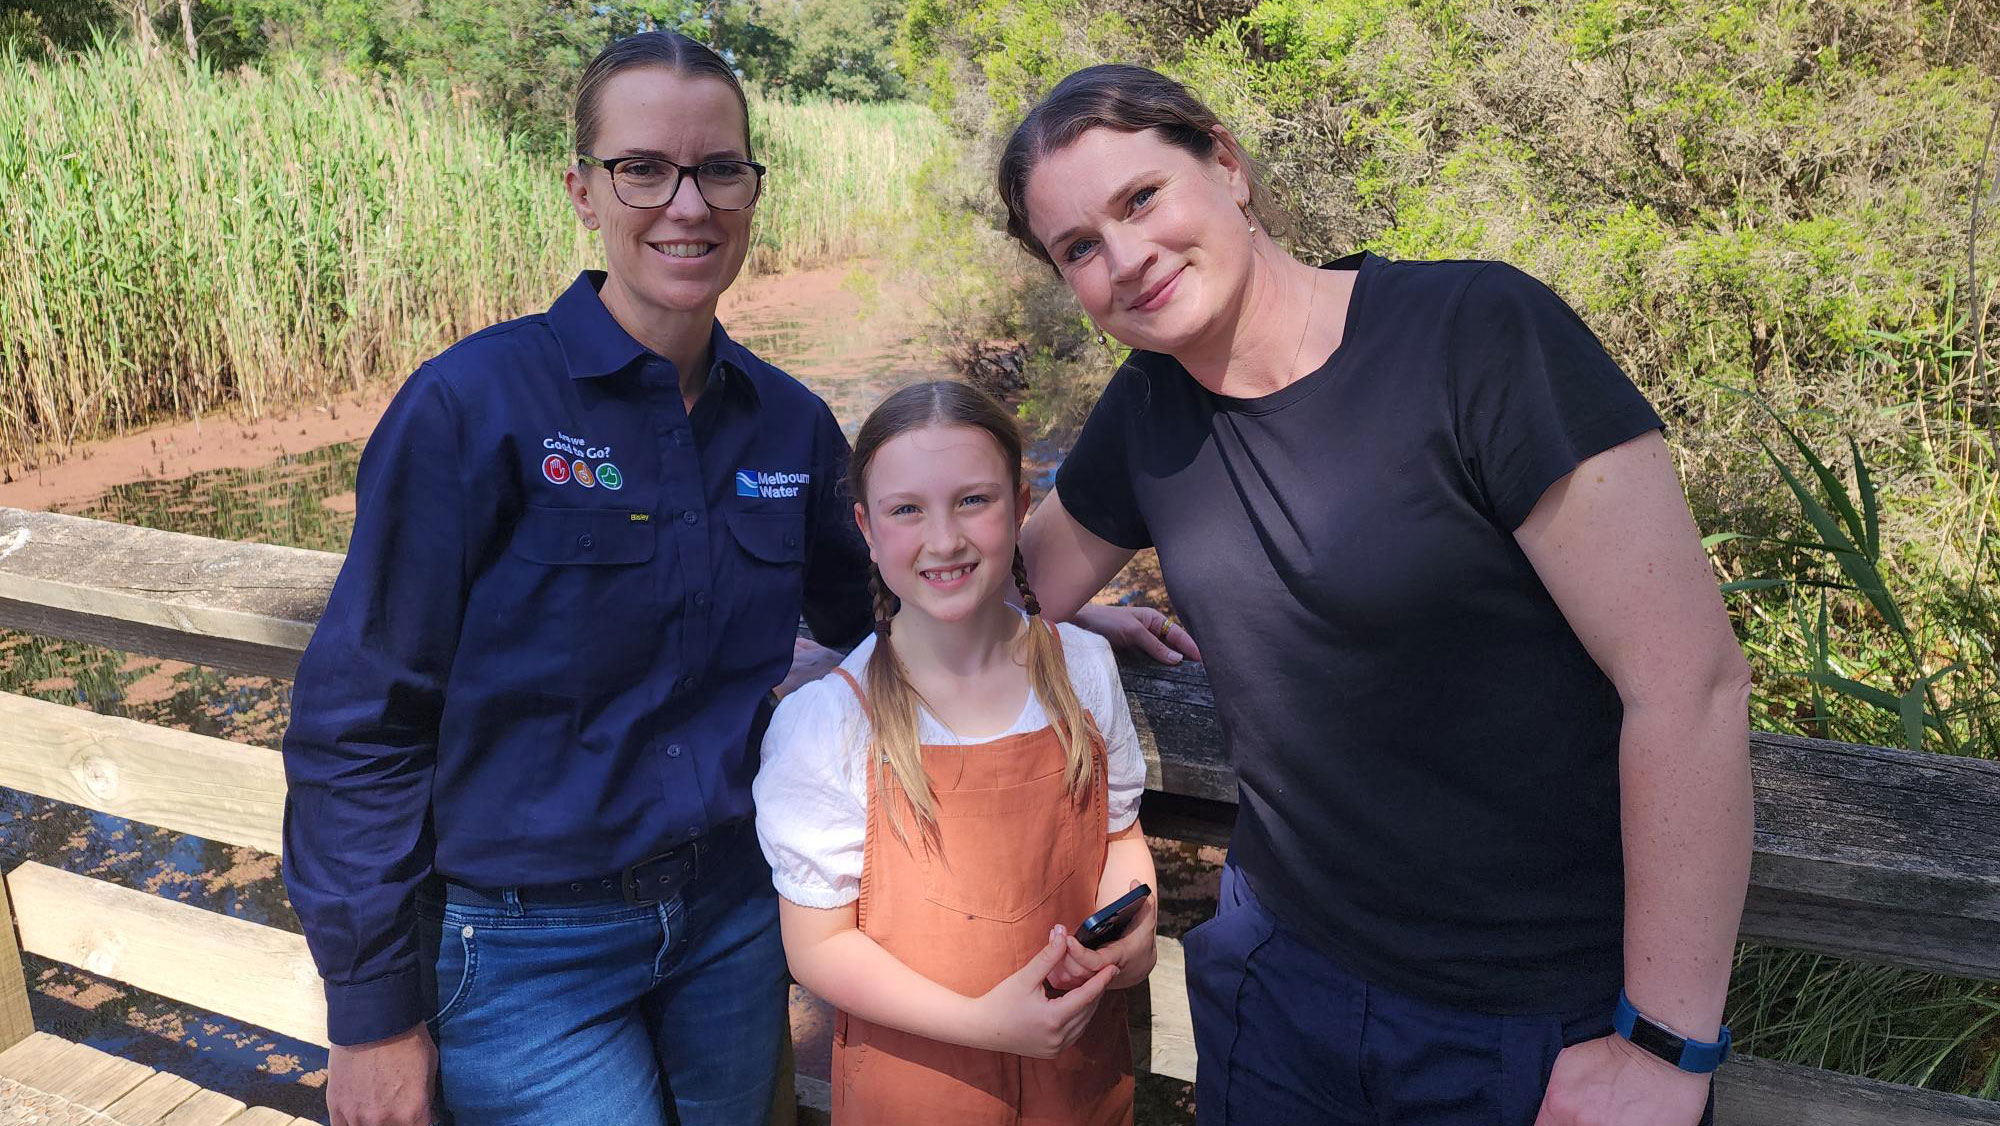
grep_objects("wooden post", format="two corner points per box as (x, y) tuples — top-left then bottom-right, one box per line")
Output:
(0, 865), (35, 1052)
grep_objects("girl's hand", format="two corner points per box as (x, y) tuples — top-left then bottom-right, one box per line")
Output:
(973, 928), (1119, 1058)
(1048, 881), (1159, 992)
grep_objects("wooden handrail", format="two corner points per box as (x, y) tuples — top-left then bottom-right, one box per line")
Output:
(7, 505), (1997, 981)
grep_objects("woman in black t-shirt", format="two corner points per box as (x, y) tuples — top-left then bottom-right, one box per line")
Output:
(1006, 65), (1751, 1126)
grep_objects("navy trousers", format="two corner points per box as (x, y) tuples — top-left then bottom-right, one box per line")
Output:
(1183, 862), (1717, 1126)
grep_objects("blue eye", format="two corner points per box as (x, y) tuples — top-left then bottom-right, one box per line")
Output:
(1062, 238), (1096, 263)
(1132, 186), (1157, 209)
(890, 503), (918, 516)
(960, 494), (991, 508)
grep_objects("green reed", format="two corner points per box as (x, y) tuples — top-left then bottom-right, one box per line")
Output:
(0, 46), (942, 467)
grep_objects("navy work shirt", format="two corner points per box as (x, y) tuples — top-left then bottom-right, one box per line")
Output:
(282, 272), (873, 1045)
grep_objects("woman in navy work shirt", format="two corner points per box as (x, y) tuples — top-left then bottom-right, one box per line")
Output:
(281, 33), (874, 1126)
(1004, 67), (1754, 1126)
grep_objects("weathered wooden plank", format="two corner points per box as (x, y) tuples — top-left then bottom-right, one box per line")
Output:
(0, 508), (336, 678)
(1146, 936), (1195, 1084)
(102, 1071), (201, 1124)
(0, 1030), (70, 1078)
(3, 1034), (152, 1111)
(7, 863), (327, 1047)
(221, 1109), (301, 1126)
(1117, 657), (1232, 803)
(1718, 1054), (2000, 1124)
(0, 862), (34, 1054)
(0, 692), (286, 855)
(1744, 733), (2000, 979)
(153, 1087), (250, 1126)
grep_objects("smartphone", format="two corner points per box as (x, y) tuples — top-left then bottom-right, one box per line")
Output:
(1076, 883), (1152, 950)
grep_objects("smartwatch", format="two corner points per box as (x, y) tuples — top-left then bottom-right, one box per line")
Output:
(1613, 990), (1732, 1074)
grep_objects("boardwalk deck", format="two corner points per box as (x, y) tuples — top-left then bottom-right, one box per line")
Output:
(0, 1033), (316, 1125)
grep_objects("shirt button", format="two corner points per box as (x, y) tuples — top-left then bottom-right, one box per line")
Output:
(688, 825), (701, 839)
(682, 509), (699, 526)
(673, 430), (690, 446)
(692, 591), (711, 608)
(461, 924), (474, 939)
(666, 743), (683, 758)
(578, 534), (595, 550)
(783, 533), (799, 549)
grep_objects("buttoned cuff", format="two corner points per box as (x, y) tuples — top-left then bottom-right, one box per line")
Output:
(324, 967), (423, 1046)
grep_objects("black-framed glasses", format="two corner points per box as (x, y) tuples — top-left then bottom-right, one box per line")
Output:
(576, 153), (767, 211)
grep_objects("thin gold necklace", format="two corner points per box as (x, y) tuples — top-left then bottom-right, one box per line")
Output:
(1289, 267), (1324, 380)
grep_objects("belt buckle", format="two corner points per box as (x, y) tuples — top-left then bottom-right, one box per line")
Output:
(620, 841), (699, 906)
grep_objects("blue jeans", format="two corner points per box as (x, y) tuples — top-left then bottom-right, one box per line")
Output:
(1183, 862), (1715, 1126)
(417, 822), (787, 1126)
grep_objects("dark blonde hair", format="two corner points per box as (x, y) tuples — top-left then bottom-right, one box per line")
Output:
(848, 381), (1095, 840)
(998, 63), (1279, 267)
(573, 32), (752, 159)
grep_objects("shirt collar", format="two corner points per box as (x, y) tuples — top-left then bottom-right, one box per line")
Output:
(548, 271), (759, 404)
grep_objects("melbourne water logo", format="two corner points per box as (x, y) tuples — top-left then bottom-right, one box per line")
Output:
(736, 468), (810, 499)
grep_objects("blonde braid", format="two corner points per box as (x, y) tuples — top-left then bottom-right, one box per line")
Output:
(1011, 548), (1042, 617)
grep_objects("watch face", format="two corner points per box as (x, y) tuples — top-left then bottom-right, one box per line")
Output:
(1628, 1017), (1685, 1064)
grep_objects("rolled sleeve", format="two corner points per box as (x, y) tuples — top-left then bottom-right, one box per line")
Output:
(281, 366), (469, 1045)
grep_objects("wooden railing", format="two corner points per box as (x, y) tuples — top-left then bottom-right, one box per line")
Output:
(1, 505), (1998, 1125)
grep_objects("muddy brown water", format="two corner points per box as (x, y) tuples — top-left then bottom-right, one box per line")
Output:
(0, 268), (1205, 1123)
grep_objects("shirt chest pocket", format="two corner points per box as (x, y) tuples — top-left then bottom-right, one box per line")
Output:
(721, 509), (807, 642)
(511, 505), (658, 565)
(504, 506), (660, 693)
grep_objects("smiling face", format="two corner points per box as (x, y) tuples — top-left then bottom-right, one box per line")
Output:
(1024, 126), (1255, 357)
(565, 66), (755, 324)
(855, 424), (1032, 628)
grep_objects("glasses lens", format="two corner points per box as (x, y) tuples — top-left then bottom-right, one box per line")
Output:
(611, 159), (677, 208)
(696, 162), (760, 210)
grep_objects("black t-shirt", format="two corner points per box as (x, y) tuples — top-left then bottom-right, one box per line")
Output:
(1057, 252), (1664, 1013)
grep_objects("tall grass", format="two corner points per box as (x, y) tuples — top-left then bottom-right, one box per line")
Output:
(0, 46), (943, 467)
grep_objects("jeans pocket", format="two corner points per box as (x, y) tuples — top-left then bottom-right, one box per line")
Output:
(418, 908), (480, 1031)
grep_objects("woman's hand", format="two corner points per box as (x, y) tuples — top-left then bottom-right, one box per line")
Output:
(1071, 604), (1201, 665)
(326, 1023), (436, 1126)
(772, 637), (843, 700)
(972, 928), (1119, 1058)
(1046, 881), (1159, 992)
(1533, 1035), (1712, 1126)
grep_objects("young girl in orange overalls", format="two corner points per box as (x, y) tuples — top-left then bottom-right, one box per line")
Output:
(755, 379), (1157, 1125)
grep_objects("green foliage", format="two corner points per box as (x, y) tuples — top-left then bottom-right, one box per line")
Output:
(0, 44), (943, 466)
(7, 0), (917, 155)
(1711, 392), (1995, 756)
(754, 0), (906, 101)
